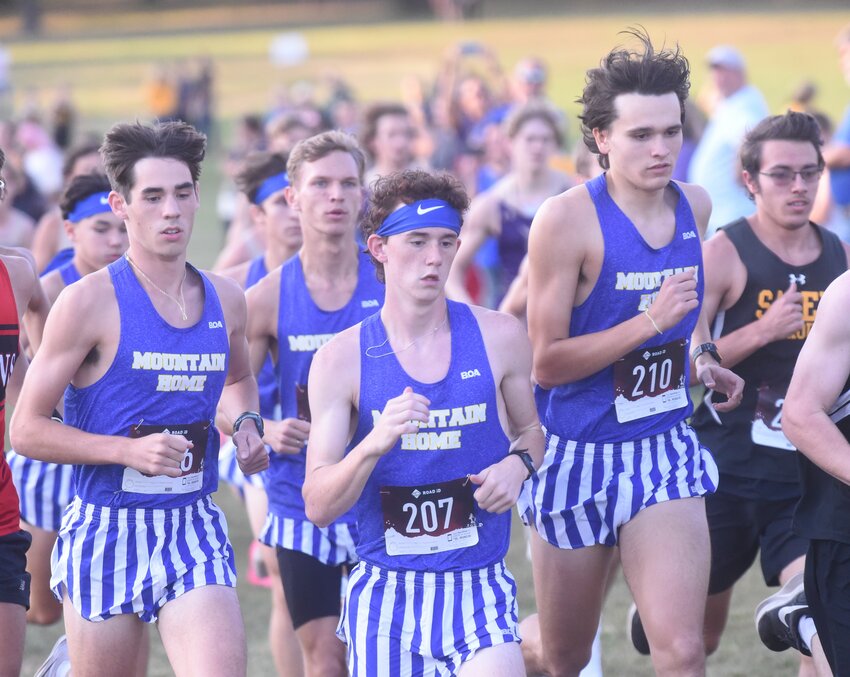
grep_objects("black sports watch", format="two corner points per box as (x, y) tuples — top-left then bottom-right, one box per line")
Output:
(233, 411), (265, 439)
(691, 342), (722, 366)
(509, 448), (536, 480)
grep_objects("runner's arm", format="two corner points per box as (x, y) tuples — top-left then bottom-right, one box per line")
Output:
(303, 329), (430, 527)
(445, 193), (496, 304)
(218, 274), (275, 435)
(527, 192), (659, 388)
(685, 184), (744, 407)
(9, 281), (136, 466)
(783, 272), (850, 485)
(470, 311), (545, 513)
(213, 274), (267, 475)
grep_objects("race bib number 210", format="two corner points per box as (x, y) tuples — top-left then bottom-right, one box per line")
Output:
(613, 339), (688, 423)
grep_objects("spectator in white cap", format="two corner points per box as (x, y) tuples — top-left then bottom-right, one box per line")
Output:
(689, 44), (769, 235)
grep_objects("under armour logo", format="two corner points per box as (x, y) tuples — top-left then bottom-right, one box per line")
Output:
(788, 273), (806, 286)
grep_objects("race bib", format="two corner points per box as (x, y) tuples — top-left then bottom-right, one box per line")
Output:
(614, 339), (688, 423)
(295, 382), (311, 422)
(122, 421), (210, 495)
(380, 477), (479, 556)
(751, 384), (794, 451)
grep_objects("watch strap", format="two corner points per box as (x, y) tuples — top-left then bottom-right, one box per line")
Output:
(691, 342), (722, 365)
(233, 411), (264, 439)
(509, 448), (535, 480)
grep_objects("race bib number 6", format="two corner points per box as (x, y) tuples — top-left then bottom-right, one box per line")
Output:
(613, 339), (688, 423)
(122, 420), (210, 495)
(380, 477), (479, 556)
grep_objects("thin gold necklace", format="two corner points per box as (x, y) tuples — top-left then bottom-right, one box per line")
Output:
(365, 312), (449, 359)
(125, 253), (188, 321)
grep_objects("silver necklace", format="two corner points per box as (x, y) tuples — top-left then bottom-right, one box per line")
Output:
(365, 313), (449, 359)
(126, 254), (188, 321)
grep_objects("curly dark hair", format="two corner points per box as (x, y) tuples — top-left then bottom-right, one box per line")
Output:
(578, 28), (690, 170)
(100, 120), (206, 200)
(60, 172), (113, 220)
(363, 169), (470, 283)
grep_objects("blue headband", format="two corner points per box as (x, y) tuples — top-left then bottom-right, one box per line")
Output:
(253, 172), (290, 205)
(67, 191), (112, 223)
(376, 199), (462, 237)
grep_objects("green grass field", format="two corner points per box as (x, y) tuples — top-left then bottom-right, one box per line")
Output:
(12, 8), (842, 675)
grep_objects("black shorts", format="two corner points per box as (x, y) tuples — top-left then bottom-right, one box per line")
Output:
(0, 529), (31, 609)
(706, 487), (808, 594)
(276, 547), (345, 630)
(805, 539), (850, 675)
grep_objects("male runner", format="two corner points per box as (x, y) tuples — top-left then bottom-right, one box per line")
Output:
(0, 147), (45, 677)
(361, 103), (421, 186)
(218, 151), (304, 677)
(225, 130), (384, 676)
(303, 168), (544, 675)
(520, 32), (743, 677)
(6, 171), (128, 629)
(753, 264), (850, 675)
(631, 112), (846, 674)
(10, 120), (268, 677)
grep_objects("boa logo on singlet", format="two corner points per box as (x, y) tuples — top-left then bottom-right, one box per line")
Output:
(371, 403), (487, 451)
(614, 265), (700, 312)
(132, 351), (226, 392)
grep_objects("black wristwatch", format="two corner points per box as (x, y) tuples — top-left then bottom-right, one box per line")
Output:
(233, 411), (264, 439)
(691, 342), (722, 366)
(509, 448), (536, 480)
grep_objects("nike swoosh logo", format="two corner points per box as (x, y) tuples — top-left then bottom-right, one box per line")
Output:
(417, 204), (445, 215)
(778, 605), (808, 627)
(100, 197), (109, 205)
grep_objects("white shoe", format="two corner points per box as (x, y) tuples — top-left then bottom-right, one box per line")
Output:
(34, 634), (71, 677)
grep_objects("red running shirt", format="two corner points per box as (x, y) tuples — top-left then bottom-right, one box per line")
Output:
(0, 258), (20, 536)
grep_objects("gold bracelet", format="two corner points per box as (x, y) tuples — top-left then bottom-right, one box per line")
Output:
(644, 308), (663, 335)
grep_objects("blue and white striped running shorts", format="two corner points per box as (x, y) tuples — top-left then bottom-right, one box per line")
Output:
(51, 494), (236, 623)
(5, 451), (74, 532)
(338, 559), (520, 676)
(518, 420), (718, 548)
(259, 513), (358, 566)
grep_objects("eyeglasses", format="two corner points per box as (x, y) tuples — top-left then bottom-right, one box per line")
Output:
(759, 167), (823, 186)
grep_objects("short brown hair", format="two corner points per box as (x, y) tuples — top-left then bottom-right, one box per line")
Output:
(235, 151), (288, 204)
(361, 102), (411, 160)
(505, 101), (565, 148)
(739, 111), (824, 199)
(286, 130), (366, 186)
(363, 169), (470, 283)
(100, 120), (206, 200)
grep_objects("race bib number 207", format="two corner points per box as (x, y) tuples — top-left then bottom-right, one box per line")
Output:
(380, 477), (479, 556)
